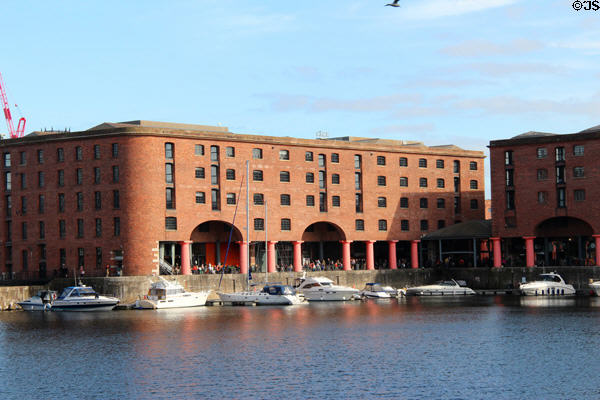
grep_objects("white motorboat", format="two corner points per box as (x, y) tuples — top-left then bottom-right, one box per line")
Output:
(135, 278), (210, 309)
(589, 280), (600, 296)
(295, 276), (359, 301)
(218, 284), (305, 305)
(51, 285), (119, 311)
(520, 273), (575, 296)
(17, 290), (57, 311)
(360, 283), (395, 299)
(404, 280), (476, 296)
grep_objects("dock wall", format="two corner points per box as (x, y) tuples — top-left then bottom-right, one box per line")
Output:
(2, 267), (600, 310)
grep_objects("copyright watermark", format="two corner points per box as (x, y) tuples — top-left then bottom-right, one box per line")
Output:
(573, 1), (600, 10)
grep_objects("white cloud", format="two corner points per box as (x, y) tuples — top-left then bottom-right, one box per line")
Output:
(552, 37), (600, 55)
(465, 62), (568, 77)
(264, 92), (422, 113)
(311, 93), (421, 112)
(403, 0), (521, 20)
(403, 77), (488, 89)
(455, 93), (600, 116)
(221, 13), (295, 34)
(369, 123), (435, 135)
(441, 38), (543, 57)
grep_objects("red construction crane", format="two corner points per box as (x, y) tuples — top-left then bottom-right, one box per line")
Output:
(0, 72), (26, 138)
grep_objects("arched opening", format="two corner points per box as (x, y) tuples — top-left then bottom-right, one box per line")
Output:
(190, 221), (243, 268)
(300, 222), (346, 269)
(159, 220), (243, 275)
(533, 217), (594, 266)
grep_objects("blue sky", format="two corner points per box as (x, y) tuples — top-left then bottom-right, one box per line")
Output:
(1, 1), (598, 197)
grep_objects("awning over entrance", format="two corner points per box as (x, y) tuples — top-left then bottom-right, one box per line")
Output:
(420, 220), (492, 268)
(421, 219), (491, 241)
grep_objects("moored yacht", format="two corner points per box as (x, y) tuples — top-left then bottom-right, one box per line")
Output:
(295, 276), (359, 301)
(404, 280), (476, 296)
(218, 284), (305, 305)
(135, 277), (210, 309)
(17, 290), (57, 311)
(360, 283), (395, 299)
(51, 285), (120, 311)
(520, 273), (575, 296)
(590, 281), (600, 296)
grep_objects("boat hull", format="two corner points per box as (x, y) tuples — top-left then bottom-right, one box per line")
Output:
(218, 292), (304, 305)
(520, 284), (575, 296)
(18, 299), (51, 311)
(590, 282), (600, 296)
(404, 288), (476, 296)
(51, 300), (119, 311)
(301, 290), (359, 301)
(136, 292), (209, 309)
(362, 291), (392, 299)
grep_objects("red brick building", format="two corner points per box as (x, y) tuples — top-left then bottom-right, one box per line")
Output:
(489, 125), (600, 268)
(0, 120), (485, 277)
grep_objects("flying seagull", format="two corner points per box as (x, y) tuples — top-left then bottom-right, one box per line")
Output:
(386, 0), (400, 7)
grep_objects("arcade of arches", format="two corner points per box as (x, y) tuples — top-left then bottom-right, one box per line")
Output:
(490, 217), (600, 268)
(158, 221), (422, 275)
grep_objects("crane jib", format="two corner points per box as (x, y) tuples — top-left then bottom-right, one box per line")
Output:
(0, 71), (26, 138)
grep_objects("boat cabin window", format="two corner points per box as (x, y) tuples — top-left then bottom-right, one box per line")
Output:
(150, 288), (167, 299)
(302, 282), (322, 289)
(540, 275), (561, 282)
(439, 281), (456, 286)
(281, 286), (294, 295)
(77, 288), (97, 296)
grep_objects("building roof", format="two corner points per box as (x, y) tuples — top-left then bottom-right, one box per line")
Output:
(87, 120), (229, 133)
(3, 120), (485, 158)
(421, 219), (491, 240)
(510, 131), (557, 139)
(490, 124), (600, 147)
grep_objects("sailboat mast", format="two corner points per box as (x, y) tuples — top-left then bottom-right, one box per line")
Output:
(246, 160), (250, 291)
(265, 199), (268, 283)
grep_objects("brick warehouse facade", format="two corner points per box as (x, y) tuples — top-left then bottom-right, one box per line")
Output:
(0, 120), (484, 277)
(489, 125), (600, 268)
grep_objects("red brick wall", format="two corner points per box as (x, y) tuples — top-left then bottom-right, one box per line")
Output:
(490, 136), (600, 238)
(0, 127), (485, 276)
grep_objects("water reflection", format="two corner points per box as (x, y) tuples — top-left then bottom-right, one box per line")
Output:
(519, 297), (577, 308)
(2, 297), (600, 399)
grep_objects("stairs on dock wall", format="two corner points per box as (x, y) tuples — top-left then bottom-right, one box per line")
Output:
(159, 259), (173, 275)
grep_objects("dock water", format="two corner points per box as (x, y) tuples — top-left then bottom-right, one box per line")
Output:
(2, 266), (600, 310)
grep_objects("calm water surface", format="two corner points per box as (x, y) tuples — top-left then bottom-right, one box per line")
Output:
(2, 296), (600, 399)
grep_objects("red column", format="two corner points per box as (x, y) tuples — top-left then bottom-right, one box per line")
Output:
(388, 240), (398, 270)
(293, 241), (303, 272)
(524, 236), (536, 267)
(341, 240), (352, 271)
(237, 241), (248, 274)
(594, 235), (600, 266)
(491, 237), (502, 268)
(411, 240), (420, 269)
(180, 241), (192, 275)
(366, 240), (375, 270)
(267, 241), (277, 273)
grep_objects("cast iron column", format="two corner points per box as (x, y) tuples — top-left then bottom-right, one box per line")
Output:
(293, 241), (303, 272)
(523, 236), (536, 267)
(366, 240), (375, 270)
(411, 240), (420, 269)
(180, 241), (192, 275)
(388, 240), (398, 270)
